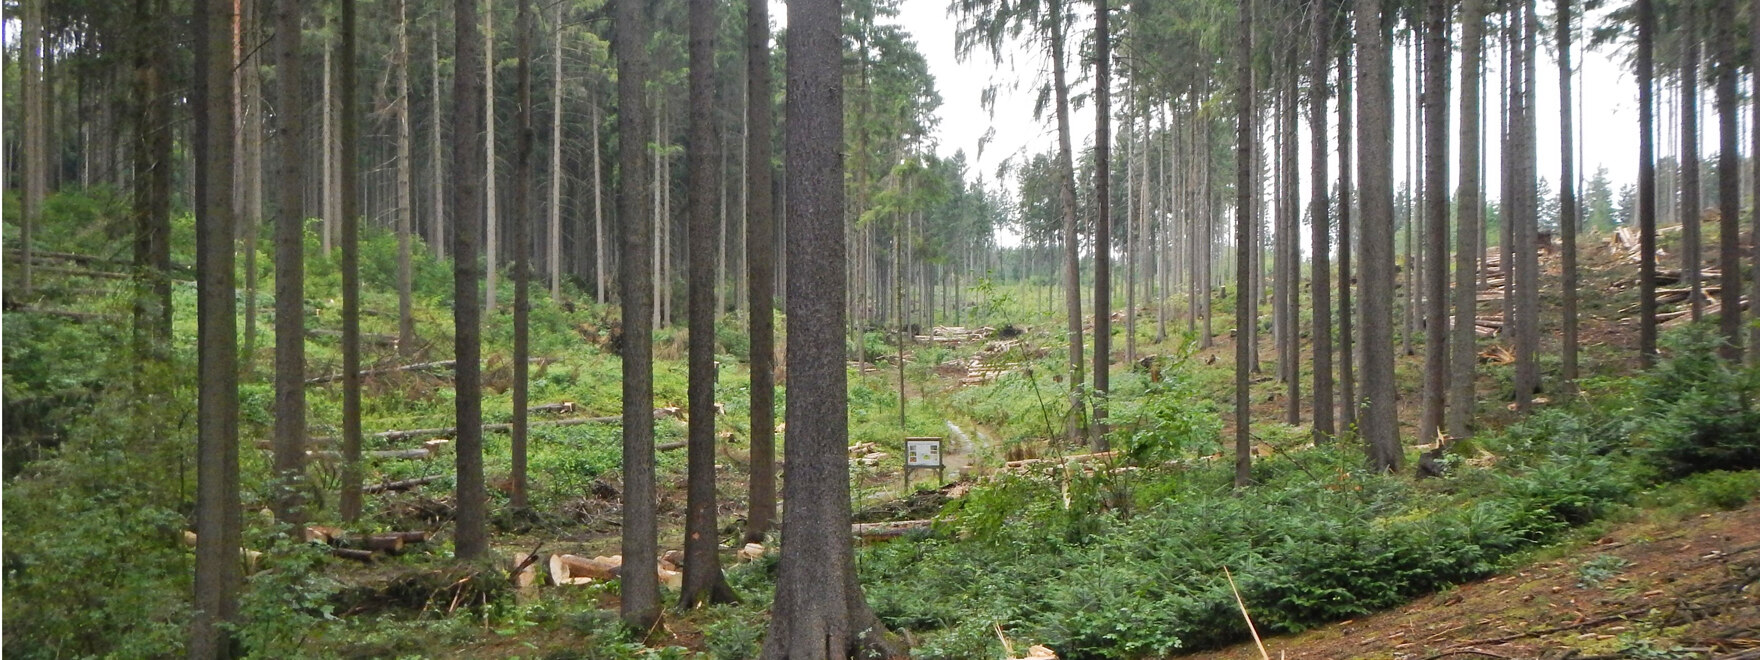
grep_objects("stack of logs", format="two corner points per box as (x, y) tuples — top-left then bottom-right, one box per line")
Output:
(537, 544), (773, 589)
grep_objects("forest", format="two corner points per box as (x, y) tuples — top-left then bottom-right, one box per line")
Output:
(3, 0), (1760, 657)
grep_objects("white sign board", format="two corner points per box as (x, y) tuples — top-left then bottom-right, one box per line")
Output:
(905, 438), (942, 468)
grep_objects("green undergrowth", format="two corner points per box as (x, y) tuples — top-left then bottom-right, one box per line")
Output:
(857, 328), (1760, 659)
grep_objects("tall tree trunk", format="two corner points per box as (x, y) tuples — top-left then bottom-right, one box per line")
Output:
(511, 0), (535, 511)
(1714, 0), (1742, 360)
(594, 104), (607, 304)
(1309, 0), (1335, 443)
(191, 0), (242, 654)
(485, 2), (499, 311)
(760, 1), (901, 655)
(20, 0), (44, 298)
(613, 0), (661, 631)
(273, 0), (310, 528)
(322, 39), (337, 255)
(680, 0), (740, 607)
(1358, 0), (1402, 472)
(549, 2), (564, 300)
(1637, 0), (1658, 365)
(131, 0), (173, 360)
(395, 0), (416, 355)
(1092, 0), (1113, 450)
(1682, 6), (1703, 323)
(339, 0), (365, 522)
(431, 20), (446, 259)
(237, 0), (263, 371)
(1338, 45), (1357, 435)
(1449, 0), (1486, 439)
(743, 0), (778, 545)
(1557, 0), (1579, 386)
(1750, 0), (1760, 364)
(452, 0), (490, 562)
(1281, 55), (1300, 426)
(1512, 0), (1541, 411)
(1050, 0), (1086, 442)
(1419, 0), (1451, 448)
(1234, 0), (1255, 488)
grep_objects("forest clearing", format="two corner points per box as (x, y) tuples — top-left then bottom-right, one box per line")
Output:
(5, 0), (1760, 658)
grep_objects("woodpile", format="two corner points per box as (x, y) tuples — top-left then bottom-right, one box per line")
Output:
(1004, 451), (1116, 470)
(302, 526), (430, 561)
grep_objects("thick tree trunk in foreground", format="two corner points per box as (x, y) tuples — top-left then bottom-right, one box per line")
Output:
(1234, 0), (1255, 487)
(191, 0), (242, 654)
(339, 0), (365, 523)
(743, 0), (778, 545)
(1091, 0), (1112, 451)
(512, 0), (535, 511)
(680, 0), (738, 609)
(1449, 0), (1486, 439)
(272, 0), (309, 528)
(451, 0), (490, 561)
(1050, 0), (1086, 443)
(614, 0), (662, 632)
(760, 0), (900, 656)
(1358, 0), (1402, 472)
(1419, 0), (1451, 447)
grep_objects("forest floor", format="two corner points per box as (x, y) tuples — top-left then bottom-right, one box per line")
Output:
(1180, 501), (1760, 660)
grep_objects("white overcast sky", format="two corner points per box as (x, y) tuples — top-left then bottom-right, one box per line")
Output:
(878, 1), (1751, 221)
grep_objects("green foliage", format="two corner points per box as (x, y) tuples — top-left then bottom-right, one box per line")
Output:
(1676, 470), (1760, 510)
(1629, 330), (1760, 477)
(1574, 554), (1631, 589)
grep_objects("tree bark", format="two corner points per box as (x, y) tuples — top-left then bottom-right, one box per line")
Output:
(339, 0), (365, 523)
(20, 0), (45, 298)
(681, 0), (739, 607)
(614, 0), (662, 632)
(431, 20), (446, 259)
(1512, 0), (1541, 411)
(1358, 0), (1402, 472)
(237, 0), (263, 372)
(743, 0), (777, 546)
(1092, 0), (1112, 451)
(273, 0), (309, 528)
(1050, 0), (1086, 442)
(1309, 0), (1335, 443)
(452, 0), (490, 561)
(511, 0), (535, 511)
(1750, 0), (1760, 364)
(395, 0), (417, 356)
(1681, 5), (1703, 323)
(1338, 46), (1357, 435)
(1419, 0), (1451, 448)
(549, 1), (564, 301)
(760, 1), (900, 655)
(1637, 0), (1659, 366)
(1715, 0), (1742, 360)
(131, 0), (173, 361)
(485, 2), (499, 312)
(1557, 0), (1579, 386)
(191, 0), (242, 654)
(1449, 0), (1486, 439)
(1234, 0), (1255, 488)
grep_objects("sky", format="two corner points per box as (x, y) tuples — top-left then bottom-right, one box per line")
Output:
(880, 1), (1741, 235)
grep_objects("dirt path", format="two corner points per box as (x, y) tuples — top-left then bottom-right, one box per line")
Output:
(1178, 504), (1760, 659)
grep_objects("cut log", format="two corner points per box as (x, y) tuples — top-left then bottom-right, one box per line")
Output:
(551, 553), (621, 582)
(738, 543), (767, 562)
(183, 530), (265, 572)
(363, 475), (445, 494)
(342, 534), (407, 555)
(852, 519), (932, 540)
(1004, 451), (1117, 469)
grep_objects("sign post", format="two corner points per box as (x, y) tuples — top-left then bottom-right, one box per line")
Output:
(904, 436), (944, 490)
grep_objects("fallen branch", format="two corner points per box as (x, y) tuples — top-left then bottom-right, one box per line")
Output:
(1223, 566), (1270, 660)
(852, 519), (932, 540)
(304, 357), (555, 386)
(309, 415), (621, 445)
